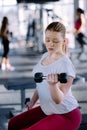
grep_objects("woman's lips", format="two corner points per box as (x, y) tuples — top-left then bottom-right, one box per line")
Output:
(48, 48), (54, 51)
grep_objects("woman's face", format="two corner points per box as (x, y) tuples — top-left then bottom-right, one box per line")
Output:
(45, 30), (65, 55)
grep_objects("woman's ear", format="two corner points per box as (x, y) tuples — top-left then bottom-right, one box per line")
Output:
(64, 38), (68, 44)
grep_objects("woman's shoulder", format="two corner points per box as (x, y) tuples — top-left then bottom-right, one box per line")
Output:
(61, 55), (73, 65)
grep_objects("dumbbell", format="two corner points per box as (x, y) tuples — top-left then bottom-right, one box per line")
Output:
(25, 98), (30, 105)
(34, 72), (68, 83)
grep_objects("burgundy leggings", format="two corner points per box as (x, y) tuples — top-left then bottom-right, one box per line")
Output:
(8, 106), (82, 130)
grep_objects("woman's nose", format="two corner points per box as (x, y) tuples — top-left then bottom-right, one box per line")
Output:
(50, 42), (54, 46)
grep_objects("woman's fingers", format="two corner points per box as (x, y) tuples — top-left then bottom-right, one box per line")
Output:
(47, 74), (58, 84)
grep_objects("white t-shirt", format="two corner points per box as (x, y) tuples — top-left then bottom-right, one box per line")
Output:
(32, 52), (79, 115)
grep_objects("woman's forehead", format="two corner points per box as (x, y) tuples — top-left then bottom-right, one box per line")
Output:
(45, 30), (63, 38)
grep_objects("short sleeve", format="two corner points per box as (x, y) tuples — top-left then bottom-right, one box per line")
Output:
(59, 60), (76, 78)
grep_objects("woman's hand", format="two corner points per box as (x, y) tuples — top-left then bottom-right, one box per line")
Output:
(47, 74), (58, 86)
(25, 89), (39, 110)
(25, 100), (34, 110)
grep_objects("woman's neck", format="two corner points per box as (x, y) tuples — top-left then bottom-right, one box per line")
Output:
(41, 52), (65, 66)
(48, 52), (64, 60)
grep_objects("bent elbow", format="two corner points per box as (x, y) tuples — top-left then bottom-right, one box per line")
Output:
(54, 99), (63, 104)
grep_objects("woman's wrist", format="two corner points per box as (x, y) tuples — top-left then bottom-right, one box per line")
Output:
(49, 82), (58, 87)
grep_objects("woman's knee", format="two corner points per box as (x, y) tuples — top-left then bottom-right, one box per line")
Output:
(8, 117), (15, 130)
(8, 116), (22, 130)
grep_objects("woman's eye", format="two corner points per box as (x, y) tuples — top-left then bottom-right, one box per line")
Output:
(46, 40), (50, 42)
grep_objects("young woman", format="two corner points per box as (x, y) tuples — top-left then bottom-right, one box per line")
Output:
(74, 8), (86, 58)
(0, 16), (15, 71)
(8, 21), (82, 130)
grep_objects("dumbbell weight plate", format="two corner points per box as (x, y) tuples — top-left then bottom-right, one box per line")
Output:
(34, 73), (43, 83)
(25, 98), (30, 105)
(58, 73), (68, 83)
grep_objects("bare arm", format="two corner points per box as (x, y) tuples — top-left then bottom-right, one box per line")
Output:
(47, 74), (73, 104)
(26, 89), (39, 109)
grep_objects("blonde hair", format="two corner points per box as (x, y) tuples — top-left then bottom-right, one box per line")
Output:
(45, 21), (66, 38)
(45, 21), (67, 53)
(62, 43), (67, 54)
